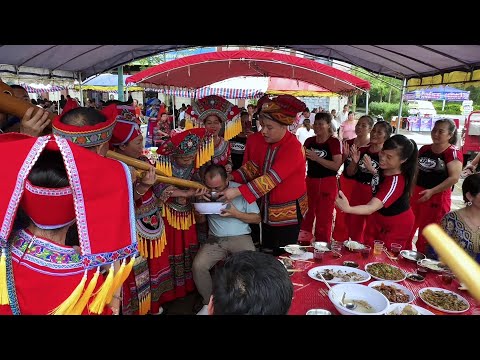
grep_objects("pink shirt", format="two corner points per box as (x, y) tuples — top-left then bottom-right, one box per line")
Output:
(341, 121), (357, 140)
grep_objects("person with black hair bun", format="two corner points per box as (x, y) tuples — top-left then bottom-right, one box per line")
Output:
(336, 134), (418, 249)
(408, 118), (463, 254)
(435, 173), (480, 263)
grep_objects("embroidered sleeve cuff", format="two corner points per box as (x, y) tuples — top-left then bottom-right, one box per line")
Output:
(239, 184), (257, 204)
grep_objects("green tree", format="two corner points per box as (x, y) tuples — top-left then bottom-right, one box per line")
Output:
(351, 67), (403, 105)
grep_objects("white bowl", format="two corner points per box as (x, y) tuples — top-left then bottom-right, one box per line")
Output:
(368, 281), (415, 304)
(193, 202), (227, 215)
(328, 283), (389, 315)
(306, 309), (332, 315)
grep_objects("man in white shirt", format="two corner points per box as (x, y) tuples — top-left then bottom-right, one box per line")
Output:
(295, 118), (315, 145)
(338, 104), (350, 124)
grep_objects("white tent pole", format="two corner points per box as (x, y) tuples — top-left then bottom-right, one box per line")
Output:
(442, 99), (446, 111)
(78, 73), (84, 106)
(365, 91), (370, 115)
(396, 78), (407, 134)
(173, 94), (176, 129)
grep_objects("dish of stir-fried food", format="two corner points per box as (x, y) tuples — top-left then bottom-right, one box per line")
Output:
(366, 263), (405, 281)
(372, 283), (410, 303)
(420, 289), (469, 312)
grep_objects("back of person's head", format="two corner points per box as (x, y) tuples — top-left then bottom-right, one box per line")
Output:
(382, 135), (418, 198)
(15, 150), (70, 235)
(60, 107), (107, 127)
(179, 118), (186, 128)
(462, 173), (480, 203)
(211, 251), (293, 315)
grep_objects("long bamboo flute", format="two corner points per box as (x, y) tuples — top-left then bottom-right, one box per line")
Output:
(107, 150), (206, 190)
(423, 224), (480, 302)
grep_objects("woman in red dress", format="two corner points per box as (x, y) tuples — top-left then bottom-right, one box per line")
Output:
(343, 121), (392, 242)
(108, 104), (175, 315)
(332, 115), (373, 242)
(408, 119), (462, 253)
(336, 134), (418, 249)
(155, 128), (209, 299)
(300, 112), (343, 242)
(0, 133), (137, 315)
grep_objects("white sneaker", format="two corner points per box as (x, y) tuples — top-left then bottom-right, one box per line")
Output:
(196, 305), (209, 315)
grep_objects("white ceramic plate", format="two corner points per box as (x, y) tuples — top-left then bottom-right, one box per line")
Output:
(386, 303), (435, 315)
(368, 281), (414, 303)
(308, 265), (371, 284)
(418, 259), (449, 273)
(283, 244), (306, 255)
(418, 287), (470, 314)
(289, 252), (314, 260)
(365, 262), (407, 282)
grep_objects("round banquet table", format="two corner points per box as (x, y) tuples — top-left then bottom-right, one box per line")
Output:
(286, 248), (480, 315)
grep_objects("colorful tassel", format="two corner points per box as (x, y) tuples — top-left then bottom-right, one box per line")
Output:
(88, 263), (115, 314)
(0, 248), (9, 305)
(105, 259), (126, 305)
(69, 267), (100, 315)
(48, 269), (88, 315)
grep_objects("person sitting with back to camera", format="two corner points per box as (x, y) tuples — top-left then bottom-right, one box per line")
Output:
(193, 164), (261, 315)
(206, 250), (294, 315)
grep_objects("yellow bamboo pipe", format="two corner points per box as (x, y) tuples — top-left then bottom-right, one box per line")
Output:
(423, 224), (480, 302)
(0, 80), (55, 133)
(106, 150), (205, 190)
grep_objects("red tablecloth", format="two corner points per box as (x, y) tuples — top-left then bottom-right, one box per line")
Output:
(287, 249), (480, 315)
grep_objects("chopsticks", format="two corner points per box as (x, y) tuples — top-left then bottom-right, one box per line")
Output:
(279, 256), (314, 264)
(280, 245), (313, 249)
(287, 269), (303, 273)
(292, 282), (305, 286)
(383, 248), (397, 262)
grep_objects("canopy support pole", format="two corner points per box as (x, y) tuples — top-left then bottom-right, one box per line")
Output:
(442, 99), (446, 111)
(118, 66), (124, 101)
(365, 91), (370, 115)
(78, 73), (84, 107)
(396, 78), (407, 134)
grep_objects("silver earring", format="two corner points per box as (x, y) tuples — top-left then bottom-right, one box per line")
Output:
(466, 201), (473, 206)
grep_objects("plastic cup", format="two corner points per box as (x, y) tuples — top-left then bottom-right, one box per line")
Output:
(390, 243), (402, 259)
(441, 271), (454, 285)
(314, 249), (325, 263)
(331, 243), (342, 258)
(373, 240), (384, 255)
(360, 245), (371, 259)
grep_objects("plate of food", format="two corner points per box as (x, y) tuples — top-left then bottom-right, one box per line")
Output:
(418, 287), (470, 314)
(283, 244), (307, 255)
(386, 303), (434, 315)
(312, 241), (331, 252)
(343, 240), (366, 252)
(365, 262), (407, 282)
(307, 265), (371, 284)
(368, 281), (414, 303)
(399, 250), (426, 262)
(418, 259), (449, 273)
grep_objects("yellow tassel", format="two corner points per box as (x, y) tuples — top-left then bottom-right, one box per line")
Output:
(105, 259), (127, 305)
(69, 267), (100, 315)
(137, 235), (142, 257)
(88, 263), (115, 314)
(48, 269), (88, 315)
(0, 249), (9, 305)
(149, 240), (154, 259)
(119, 255), (135, 286)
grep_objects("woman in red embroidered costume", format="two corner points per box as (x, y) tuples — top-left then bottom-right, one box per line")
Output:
(408, 118), (463, 253)
(108, 104), (175, 315)
(0, 133), (137, 315)
(221, 95), (308, 256)
(185, 95), (242, 174)
(343, 121), (392, 242)
(300, 112), (343, 243)
(155, 128), (209, 299)
(336, 135), (418, 249)
(331, 115), (373, 242)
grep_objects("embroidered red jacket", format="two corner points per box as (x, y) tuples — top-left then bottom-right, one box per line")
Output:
(232, 131), (307, 226)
